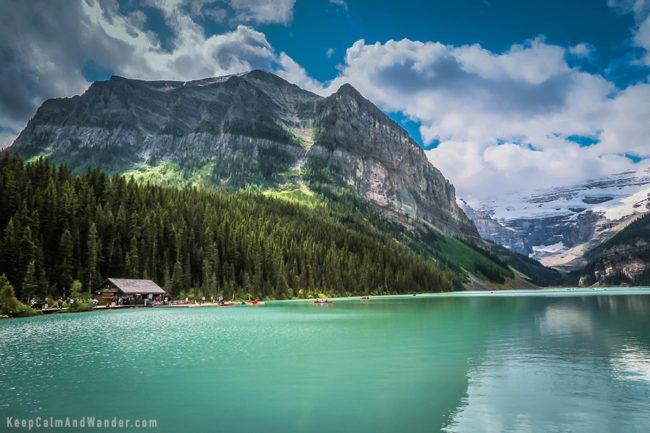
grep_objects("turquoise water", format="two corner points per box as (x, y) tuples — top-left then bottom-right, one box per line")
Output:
(1, 290), (650, 433)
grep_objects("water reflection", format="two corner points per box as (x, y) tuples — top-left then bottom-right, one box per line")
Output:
(443, 295), (650, 433)
(537, 303), (594, 336)
(613, 346), (650, 383)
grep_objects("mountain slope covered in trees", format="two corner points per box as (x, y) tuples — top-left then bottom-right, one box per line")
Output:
(1, 154), (517, 300)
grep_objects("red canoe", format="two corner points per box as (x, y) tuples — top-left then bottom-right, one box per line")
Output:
(313, 300), (333, 305)
(245, 300), (265, 306)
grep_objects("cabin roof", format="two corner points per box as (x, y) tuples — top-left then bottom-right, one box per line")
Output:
(102, 278), (165, 294)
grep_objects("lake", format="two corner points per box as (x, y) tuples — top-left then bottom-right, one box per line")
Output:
(1, 289), (650, 433)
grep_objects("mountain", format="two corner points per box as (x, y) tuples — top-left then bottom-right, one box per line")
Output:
(5, 70), (562, 290)
(10, 70), (478, 243)
(578, 212), (650, 286)
(461, 166), (650, 271)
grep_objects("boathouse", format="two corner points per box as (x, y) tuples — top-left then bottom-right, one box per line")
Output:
(95, 278), (165, 305)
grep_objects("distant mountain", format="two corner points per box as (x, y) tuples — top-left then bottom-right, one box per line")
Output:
(461, 167), (650, 271)
(10, 70), (478, 242)
(578, 212), (650, 286)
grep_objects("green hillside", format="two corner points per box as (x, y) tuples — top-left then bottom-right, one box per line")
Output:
(0, 154), (525, 301)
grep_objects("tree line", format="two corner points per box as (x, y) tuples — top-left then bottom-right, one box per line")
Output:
(0, 154), (460, 301)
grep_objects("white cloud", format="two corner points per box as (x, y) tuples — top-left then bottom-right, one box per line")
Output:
(0, 131), (17, 150)
(599, 83), (650, 156)
(106, 0), (280, 80)
(170, 0), (295, 24)
(454, 38), (569, 84)
(329, 0), (348, 10)
(229, 0), (296, 24)
(326, 47), (335, 58)
(568, 42), (593, 57)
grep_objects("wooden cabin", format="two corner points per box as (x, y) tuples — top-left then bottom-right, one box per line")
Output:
(95, 278), (165, 306)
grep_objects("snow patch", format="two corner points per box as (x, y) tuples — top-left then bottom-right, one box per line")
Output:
(532, 242), (566, 255)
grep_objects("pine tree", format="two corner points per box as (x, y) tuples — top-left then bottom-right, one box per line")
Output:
(0, 218), (19, 285)
(183, 253), (192, 291)
(19, 226), (36, 283)
(125, 235), (139, 277)
(86, 222), (101, 292)
(57, 229), (74, 294)
(171, 260), (183, 297)
(22, 260), (39, 301)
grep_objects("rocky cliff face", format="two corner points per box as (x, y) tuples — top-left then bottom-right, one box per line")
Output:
(9, 70), (479, 242)
(579, 244), (649, 286)
(578, 213), (650, 286)
(459, 199), (528, 254)
(309, 84), (477, 240)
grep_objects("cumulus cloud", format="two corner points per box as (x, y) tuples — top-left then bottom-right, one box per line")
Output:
(318, 37), (649, 200)
(228, 0), (295, 24)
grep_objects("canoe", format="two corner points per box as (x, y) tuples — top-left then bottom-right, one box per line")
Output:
(313, 300), (333, 305)
(245, 301), (265, 306)
(220, 302), (236, 307)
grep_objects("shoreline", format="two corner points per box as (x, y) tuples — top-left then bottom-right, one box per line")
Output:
(6, 287), (650, 319)
(269, 286), (650, 303)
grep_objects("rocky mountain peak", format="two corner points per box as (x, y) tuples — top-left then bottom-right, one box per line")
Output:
(334, 82), (362, 97)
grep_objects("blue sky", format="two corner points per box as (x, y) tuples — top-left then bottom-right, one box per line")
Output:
(1, 0), (649, 200)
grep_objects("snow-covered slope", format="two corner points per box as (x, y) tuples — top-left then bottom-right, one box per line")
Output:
(461, 165), (650, 270)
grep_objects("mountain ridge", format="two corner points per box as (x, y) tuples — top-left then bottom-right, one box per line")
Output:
(10, 69), (479, 243)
